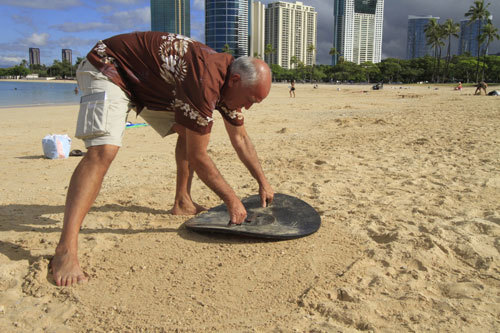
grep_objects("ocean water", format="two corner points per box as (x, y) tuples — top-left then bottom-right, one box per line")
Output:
(0, 81), (80, 107)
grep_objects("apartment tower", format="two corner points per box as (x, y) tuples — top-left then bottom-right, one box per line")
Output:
(151, 0), (190, 36)
(29, 48), (40, 68)
(332, 0), (384, 65)
(406, 15), (440, 59)
(62, 49), (72, 64)
(250, 1), (266, 58)
(458, 16), (493, 56)
(205, 0), (250, 57)
(265, 1), (317, 69)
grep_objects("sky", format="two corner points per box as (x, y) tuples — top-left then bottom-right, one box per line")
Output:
(0, 0), (498, 67)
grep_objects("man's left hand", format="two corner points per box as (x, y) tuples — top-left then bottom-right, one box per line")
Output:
(259, 183), (274, 207)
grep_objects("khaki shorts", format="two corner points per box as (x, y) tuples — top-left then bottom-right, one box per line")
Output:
(75, 60), (176, 148)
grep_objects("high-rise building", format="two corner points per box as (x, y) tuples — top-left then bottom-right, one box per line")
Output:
(250, 1), (266, 59)
(332, 0), (384, 65)
(406, 15), (440, 60)
(205, 0), (249, 57)
(151, 0), (190, 36)
(458, 16), (493, 56)
(265, 1), (317, 69)
(62, 49), (72, 64)
(29, 48), (40, 68)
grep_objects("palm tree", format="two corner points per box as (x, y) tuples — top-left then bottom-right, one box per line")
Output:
(479, 23), (500, 81)
(222, 44), (233, 55)
(329, 47), (339, 65)
(465, 0), (491, 82)
(290, 55), (299, 69)
(441, 19), (460, 82)
(424, 18), (445, 82)
(264, 44), (275, 64)
(307, 44), (316, 81)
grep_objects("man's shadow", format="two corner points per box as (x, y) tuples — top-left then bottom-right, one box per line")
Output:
(0, 203), (179, 234)
(0, 202), (269, 263)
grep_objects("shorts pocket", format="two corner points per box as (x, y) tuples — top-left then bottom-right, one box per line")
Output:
(75, 91), (110, 140)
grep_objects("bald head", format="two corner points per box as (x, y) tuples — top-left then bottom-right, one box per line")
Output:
(229, 56), (271, 88)
(222, 57), (272, 111)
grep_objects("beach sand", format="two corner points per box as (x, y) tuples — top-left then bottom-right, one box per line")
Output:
(0, 83), (499, 332)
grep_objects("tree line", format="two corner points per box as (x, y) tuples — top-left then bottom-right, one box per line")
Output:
(0, 57), (84, 79)
(268, 54), (499, 84)
(267, 0), (499, 84)
(422, 0), (499, 83)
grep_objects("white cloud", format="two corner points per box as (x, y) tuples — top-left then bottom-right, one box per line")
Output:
(0, 0), (81, 9)
(51, 7), (150, 33)
(57, 36), (96, 49)
(11, 14), (34, 27)
(105, 7), (151, 30)
(0, 55), (23, 65)
(193, 0), (204, 11)
(25, 33), (50, 46)
(97, 5), (114, 13)
(191, 21), (205, 42)
(51, 22), (113, 33)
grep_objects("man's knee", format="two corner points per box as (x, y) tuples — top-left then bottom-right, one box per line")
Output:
(84, 145), (120, 167)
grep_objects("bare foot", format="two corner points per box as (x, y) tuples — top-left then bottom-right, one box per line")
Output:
(51, 248), (88, 287)
(171, 200), (207, 215)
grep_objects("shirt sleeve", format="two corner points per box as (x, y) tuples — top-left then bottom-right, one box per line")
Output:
(176, 46), (238, 133)
(216, 104), (244, 127)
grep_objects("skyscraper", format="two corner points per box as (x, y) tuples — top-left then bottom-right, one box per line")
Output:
(250, 1), (266, 59)
(458, 16), (493, 56)
(332, 0), (384, 65)
(29, 48), (40, 68)
(406, 15), (440, 60)
(151, 0), (190, 36)
(205, 0), (249, 57)
(62, 49), (72, 64)
(265, 1), (317, 69)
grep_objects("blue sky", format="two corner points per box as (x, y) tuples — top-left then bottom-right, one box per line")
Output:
(0, 0), (498, 67)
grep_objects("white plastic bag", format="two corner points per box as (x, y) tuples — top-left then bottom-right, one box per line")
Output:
(42, 134), (72, 159)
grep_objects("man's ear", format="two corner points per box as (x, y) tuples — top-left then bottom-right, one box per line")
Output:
(228, 73), (241, 87)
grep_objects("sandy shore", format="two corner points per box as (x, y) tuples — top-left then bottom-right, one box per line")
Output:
(0, 83), (499, 332)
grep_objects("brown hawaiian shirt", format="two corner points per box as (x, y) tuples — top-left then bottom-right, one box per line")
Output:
(86, 31), (244, 134)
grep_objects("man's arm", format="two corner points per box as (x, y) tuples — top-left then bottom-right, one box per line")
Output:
(223, 119), (274, 207)
(184, 128), (247, 223)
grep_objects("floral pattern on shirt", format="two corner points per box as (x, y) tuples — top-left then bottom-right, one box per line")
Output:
(159, 34), (192, 85)
(94, 41), (117, 65)
(171, 99), (213, 127)
(218, 104), (244, 121)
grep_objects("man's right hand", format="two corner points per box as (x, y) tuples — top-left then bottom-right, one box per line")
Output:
(227, 198), (247, 224)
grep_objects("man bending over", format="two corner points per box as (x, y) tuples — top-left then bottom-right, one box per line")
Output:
(52, 31), (274, 286)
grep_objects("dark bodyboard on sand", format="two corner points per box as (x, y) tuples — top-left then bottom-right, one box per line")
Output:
(184, 193), (321, 239)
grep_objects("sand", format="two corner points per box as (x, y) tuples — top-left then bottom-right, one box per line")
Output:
(0, 83), (499, 332)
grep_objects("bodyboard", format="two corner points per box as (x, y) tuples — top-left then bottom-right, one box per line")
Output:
(184, 193), (321, 239)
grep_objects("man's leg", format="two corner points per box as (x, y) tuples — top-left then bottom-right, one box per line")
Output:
(52, 144), (119, 286)
(171, 124), (206, 215)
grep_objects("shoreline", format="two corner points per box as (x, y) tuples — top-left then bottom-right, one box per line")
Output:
(0, 102), (79, 109)
(0, 78), (77, 84)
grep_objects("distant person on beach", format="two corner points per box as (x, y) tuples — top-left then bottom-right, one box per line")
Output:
(454, 82), (462, 91)
(475, 81), (488, 95)
(74, 86), (78, 94)
(289, 79), (295, 98)
(51, 31), (274, 286)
